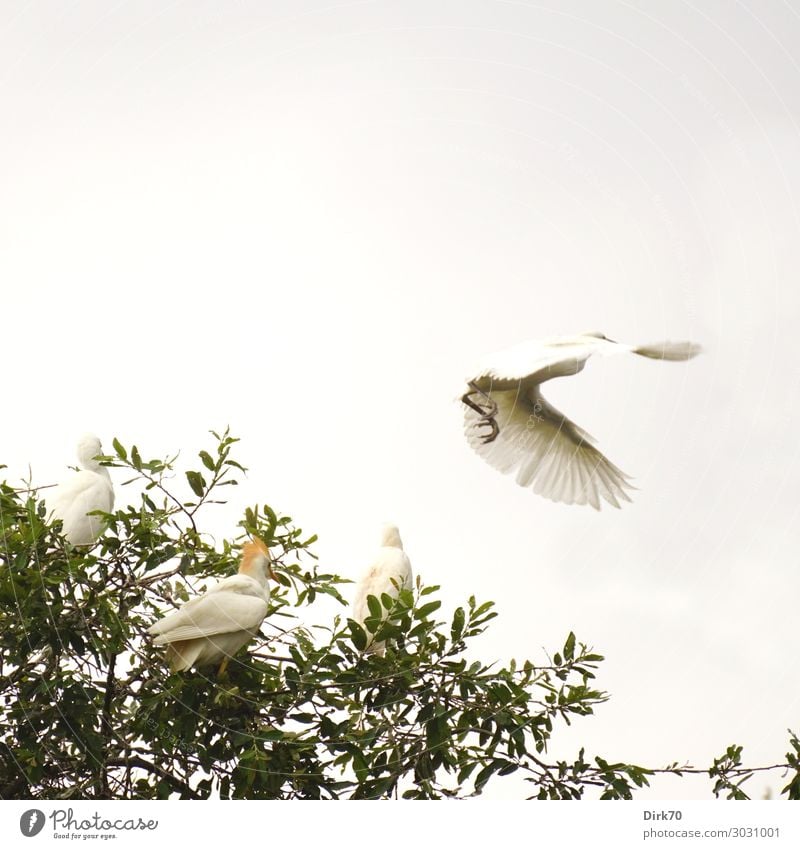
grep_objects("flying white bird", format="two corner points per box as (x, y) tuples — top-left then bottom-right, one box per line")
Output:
(351, 524), (413, 655)
(148, 536), (276, 674)
(48, 434), (114, 546)
(462, 333), (702, 509)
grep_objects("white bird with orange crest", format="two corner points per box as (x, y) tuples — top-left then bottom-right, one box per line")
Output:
(351, 524), (413, 654)
(148, 537), (276, 673)
(49, 434), (114, 546)
(462, 333), (702, 509)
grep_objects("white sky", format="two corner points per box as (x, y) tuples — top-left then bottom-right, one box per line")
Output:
(2, 0), (800, 800)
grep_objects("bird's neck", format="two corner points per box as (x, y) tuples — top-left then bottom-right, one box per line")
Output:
(84, 462), (110, 480)
(380, 528), (403, 549)
(239, 556), (268, 588)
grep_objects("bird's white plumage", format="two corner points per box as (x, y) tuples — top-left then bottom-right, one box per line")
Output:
(148, 540), (273, 672)
(463, 334), (701, 509)
(48, 434), (114, 546)
(351, 524), (413, 654)
(149, 581), (268, 643)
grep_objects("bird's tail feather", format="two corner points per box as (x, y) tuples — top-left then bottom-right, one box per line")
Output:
(631, 340), (702, 361)
(166, 641), (202, 672)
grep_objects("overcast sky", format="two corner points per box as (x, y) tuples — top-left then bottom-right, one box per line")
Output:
(2, 0), (800, 800)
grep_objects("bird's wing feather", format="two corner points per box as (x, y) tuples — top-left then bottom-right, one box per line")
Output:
(49, 472), (112, 516)
(48, 472), (114, 545)
(464, 387), (634, 509)
(149, 592), (268, 643)
(148, 575), (266, 635)
(147, 598), (203, 634)
(629, 340), (702, 361)
(474, 339), (596, 387)
(204, 574), (266, 597)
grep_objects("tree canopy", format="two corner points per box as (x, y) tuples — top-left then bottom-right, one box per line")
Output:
(1, 430), (798, 800)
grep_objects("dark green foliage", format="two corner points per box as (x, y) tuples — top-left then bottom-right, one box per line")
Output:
(783, 733), (800, 800)
(0, 435), (797, 799)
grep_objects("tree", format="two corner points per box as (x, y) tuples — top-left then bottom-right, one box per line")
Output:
(1, 430), (798, 800)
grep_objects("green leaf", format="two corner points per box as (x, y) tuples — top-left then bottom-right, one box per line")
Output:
(564, 631), (576, 661)
(186, 471), (206, 498)
(347, 620), (368, 651)
(416, 600), (441, 619)
(474, 762), (497, 791)
(199, 451), (216, 472)
(451, 607), (466, 641)
(366, 595), (382, 619)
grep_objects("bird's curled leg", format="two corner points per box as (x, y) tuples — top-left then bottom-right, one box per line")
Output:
(218, 656), (230, 677)
(476, 415), (499, 444)
(461, 381), (500, 444)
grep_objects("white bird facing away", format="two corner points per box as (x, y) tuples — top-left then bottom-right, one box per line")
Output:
(48, 434), (114, 546)
(462, 333), (702, 509)
(148, 537), (276, 673)
(351, 524), (413, 655)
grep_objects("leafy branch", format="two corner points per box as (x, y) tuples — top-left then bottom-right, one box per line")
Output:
(0, 431), (797, 800)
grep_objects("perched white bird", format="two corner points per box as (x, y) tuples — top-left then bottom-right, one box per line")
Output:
(48, 434), (114, 546)
(351, 524), (413, 654)
(148, 537), (276, 673)
(462, 333), (702, 509)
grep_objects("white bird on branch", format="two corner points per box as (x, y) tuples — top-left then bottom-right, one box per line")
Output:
(462, 333), (702, 509)
(148, 537), (276, 674)
(352, 524), (413, 655)
(49, 434), (114, 546)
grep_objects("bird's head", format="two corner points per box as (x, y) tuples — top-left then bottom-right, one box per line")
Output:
(240, 536), (278, 582)
(380, 524), (403, 549)
(76, 434), (104, 469)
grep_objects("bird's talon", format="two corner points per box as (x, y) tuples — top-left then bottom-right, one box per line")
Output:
(480, 426), (499, 444)
(477, 415), (499, 444)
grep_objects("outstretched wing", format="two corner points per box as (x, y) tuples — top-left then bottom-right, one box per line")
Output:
(473, 335), (701, 388)
(471, 338), (597, 390)
(464, 386), (634, 509)
(630, 340), (702, 361)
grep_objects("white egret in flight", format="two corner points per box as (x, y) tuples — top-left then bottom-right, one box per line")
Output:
(462, 333), (702, 509)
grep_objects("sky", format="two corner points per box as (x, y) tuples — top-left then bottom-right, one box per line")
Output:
(2, 0), (800, 800)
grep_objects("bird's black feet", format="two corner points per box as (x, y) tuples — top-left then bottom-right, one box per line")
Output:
(477, 415), (499, 444)
(462, 381), (500, 444)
